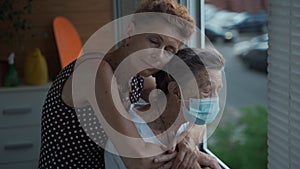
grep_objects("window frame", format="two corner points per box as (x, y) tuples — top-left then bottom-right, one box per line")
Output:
(180, 1), (230, 168)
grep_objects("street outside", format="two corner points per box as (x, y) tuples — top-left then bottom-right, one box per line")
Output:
(207, 33), (268, 164)
(212, 32), (268, 120)
(200, 3), (268, 168)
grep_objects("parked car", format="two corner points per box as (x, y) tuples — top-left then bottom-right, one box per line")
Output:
(234, 33), (268, 57)
(234, 34), (268, 72)
(205, 23), (238, 42)
(204, 4), (218, 21)
(208, 10), (239, 26)
(224, 12), (268, 33)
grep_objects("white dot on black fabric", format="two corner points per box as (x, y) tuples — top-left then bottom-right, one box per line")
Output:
(38, 61), (106, 169)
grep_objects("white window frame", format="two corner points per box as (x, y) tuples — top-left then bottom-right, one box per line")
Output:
(179, 1), (230, 168)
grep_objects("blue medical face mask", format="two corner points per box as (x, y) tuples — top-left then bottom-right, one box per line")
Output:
(182, 97), (220, 125)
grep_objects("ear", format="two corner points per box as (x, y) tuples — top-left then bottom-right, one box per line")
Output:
(167, 81), (180, 98)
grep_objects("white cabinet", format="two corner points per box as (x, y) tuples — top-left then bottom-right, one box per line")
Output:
(0, 84), (50, 169)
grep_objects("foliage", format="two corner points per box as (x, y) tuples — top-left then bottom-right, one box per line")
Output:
(208, 106), (267, 169)
(0, 0), (33, 39)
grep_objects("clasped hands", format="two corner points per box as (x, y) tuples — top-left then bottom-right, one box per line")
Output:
(154, 136), (221, 169)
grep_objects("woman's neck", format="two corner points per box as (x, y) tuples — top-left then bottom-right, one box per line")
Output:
(104, 46), (127, 71)
(104, 45), (138, 87)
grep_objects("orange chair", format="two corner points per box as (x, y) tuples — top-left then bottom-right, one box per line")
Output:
(53, 16), (82, 69)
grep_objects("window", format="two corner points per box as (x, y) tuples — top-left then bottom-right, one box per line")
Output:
(179, 1), (230, 168)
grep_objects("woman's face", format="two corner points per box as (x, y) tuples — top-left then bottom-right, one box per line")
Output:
(198, 69), (223, 99)
(126, 33), (182, 77)
(163, 69), (222, 127)
(181, 69), (223, 106)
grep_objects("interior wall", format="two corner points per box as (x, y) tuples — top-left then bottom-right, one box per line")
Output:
(0, 0), (113, 80)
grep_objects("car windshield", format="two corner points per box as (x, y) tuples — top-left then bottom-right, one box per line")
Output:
(206, 23), (223, 33)
(259, 34), (268, 41)
(251, 34), (268, 43)
(231, 13), (248, 23)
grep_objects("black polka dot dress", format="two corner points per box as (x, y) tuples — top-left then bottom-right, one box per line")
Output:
(38, 61), (108, 169)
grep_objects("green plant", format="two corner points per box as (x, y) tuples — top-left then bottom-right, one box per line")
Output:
(208, 106), (267, 169)
(0, 0), (33, 40)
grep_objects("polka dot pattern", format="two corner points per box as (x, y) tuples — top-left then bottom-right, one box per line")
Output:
(38, 61), (106, 169)
(129, 75), (144, 103)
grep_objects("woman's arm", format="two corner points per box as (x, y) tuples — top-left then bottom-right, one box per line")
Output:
(95, 60), (162, 155)
(153, 125), (207, 169)
(71, 57), (167, 168)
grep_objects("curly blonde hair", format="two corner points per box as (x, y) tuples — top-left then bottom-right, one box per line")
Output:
(133, 0), (195, 40)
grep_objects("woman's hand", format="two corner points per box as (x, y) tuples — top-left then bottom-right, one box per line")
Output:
(156, 155), (206, 169)
(152, 151), (178, 169)
(122, 151), (177, 169)
(154, 136), (221, 169)
(171, 136), (199, 169)
(196, 151), (221, 169)
(170, 139), (221, 169)
(154, 136), (198, 169)
(157, 124), (206, 169)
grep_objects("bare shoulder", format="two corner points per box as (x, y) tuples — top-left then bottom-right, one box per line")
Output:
(74, 52), (106, 70)
(62, 52), (111, 107)
(72, 52), (112, 80)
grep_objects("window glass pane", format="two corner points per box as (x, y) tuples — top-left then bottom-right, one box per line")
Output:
(203, 1), (268, 169)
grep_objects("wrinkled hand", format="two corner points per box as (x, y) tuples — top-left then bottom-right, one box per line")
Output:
(154, 141), (221, 169)
(197, 151), (221, 169)
(158, 158), (203, 169)
(152, 150), (177, 169)
(171, 136), (199, 169)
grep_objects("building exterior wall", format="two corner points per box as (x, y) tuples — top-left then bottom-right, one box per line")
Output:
(206, 0), (268, 12)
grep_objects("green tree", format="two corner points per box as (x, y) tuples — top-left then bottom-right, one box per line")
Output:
(208, 106), (267, 169)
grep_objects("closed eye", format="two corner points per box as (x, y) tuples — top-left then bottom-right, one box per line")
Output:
(200, 85), (212, 97)
(148, 37), (160, 46)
